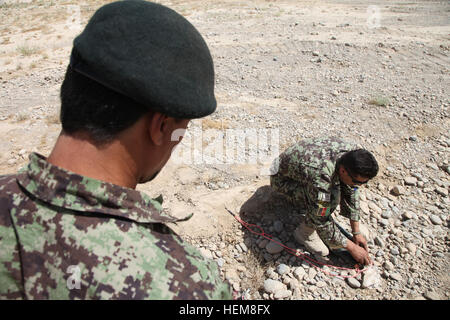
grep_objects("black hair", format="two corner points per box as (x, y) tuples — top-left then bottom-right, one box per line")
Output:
(339, 149), (379, 179)
(59, 65), (149, 144)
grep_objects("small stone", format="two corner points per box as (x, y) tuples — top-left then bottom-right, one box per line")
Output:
(404, 177), (417, 186)
(390, 247), (400, 256)
(430, 215), (443, 225)
(308, 268), (318, 280)
(406, 243), (417, 255)
(383, 261), (395, 271)
(277, 264), (290, 275)
(362, 266), (381, 289)
(346, 277), (361, 289)
(374, 236), (384, 247)
(424, 291), (441, 300)
(389, 272), (403, 282)
(273, 221), (283, 233)
(402, 211), (414, 220)
(360, 201), (370, 215)
(258, 239), (269, 249)
(381, 211), (392, 219)
(266, 238), (284, 254)
(264, 279), (285, 294)
(435, 187), (448, 197)
(316, 280), (327, 288)
(391, 186), (405, 196)
(274, 289), (292, 299)
(199, 248), (213, 260)
(293, 267), (306, 281)
(312, 51), (320, 56)
(369, 202), (382, 214)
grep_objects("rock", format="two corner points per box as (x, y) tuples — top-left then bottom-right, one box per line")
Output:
(346, 277), (361, 289)
(274, 289), (292, 299)
(381, 211), (392, 219)
(316, 280), (327, 288)
(199, 248), (213, 260)
(430, 215), (443, 225)
(389, 272), (403, 282)
(368, 202), (382, 214)
(239, 242), (248, 252)
(383, 261), (394, 271)
(406, 243), (417, 255)
(402, 211), (414, 220)
(258, 239), (269, 249)
(390, 247), (400, 256)
(273, 220), (283, 233)
(293, 267), (306, 281)
(264, 279), (285, 294)
(308, 267), (318, 281)
(216, 258), (224, 268)
(435, 187), (448, 197)
(424, 290), (441, 300)
(360, 201), (370, 215)
(404, 177), (417, 186)
(374, 236), (384, 247)
(391, 186), (405, 196)
(266, 238), (284, 254)
(277, 264), (290, 275)
(362, 266), (381, 289)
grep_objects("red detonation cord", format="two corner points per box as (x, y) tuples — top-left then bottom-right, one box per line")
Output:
(226, 208), (369, 279)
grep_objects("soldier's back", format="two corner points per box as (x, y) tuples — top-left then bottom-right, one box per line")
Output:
(0, 155), (231, 300)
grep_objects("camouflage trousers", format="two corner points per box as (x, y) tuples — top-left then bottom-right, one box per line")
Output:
(269, 173), (349, 249)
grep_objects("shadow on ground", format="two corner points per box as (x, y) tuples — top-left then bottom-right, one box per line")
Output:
(236, 185), (357, 272)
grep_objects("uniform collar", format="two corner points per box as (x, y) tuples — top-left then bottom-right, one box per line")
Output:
(16, 153), (191, 224)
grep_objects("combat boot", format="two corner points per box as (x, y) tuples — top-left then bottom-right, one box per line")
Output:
(294, 222), (330, 258)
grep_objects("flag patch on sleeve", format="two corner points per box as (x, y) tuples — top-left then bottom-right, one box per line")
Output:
(316, 205), (330, 217)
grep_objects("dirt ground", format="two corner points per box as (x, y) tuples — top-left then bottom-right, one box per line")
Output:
(0, 0), (449, 300)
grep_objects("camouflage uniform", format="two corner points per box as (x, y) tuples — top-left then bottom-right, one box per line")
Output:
(0, 153), (231, 299)
(270, 137), (360, 250)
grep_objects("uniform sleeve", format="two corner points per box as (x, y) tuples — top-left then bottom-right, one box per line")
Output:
(0, 196), (24, 299)
(340, 184), (360, 222)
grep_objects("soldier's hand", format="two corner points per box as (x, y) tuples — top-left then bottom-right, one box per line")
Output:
(346, 240), (372, 266)
(353, 234), (369, 252)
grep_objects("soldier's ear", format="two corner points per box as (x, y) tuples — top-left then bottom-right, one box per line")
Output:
(147, 112), (167, 146)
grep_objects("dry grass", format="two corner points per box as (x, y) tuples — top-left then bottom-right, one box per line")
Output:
(16, 45), (40, 56)
(368, 96), (390, 107)
(239, 251), (266, 296)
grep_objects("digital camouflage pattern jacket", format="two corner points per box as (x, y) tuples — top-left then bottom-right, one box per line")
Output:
(0, 153), (231, 300)
(270, 137), (361, 249)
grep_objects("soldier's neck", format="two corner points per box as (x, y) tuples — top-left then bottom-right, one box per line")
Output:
(47, 131), (139, 189)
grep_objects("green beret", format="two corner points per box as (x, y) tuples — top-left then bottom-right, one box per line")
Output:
(70, 0), (216, 119)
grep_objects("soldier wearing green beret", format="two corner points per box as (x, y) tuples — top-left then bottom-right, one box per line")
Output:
(0, 0), (231, 299)
(270, 137), (379, 266)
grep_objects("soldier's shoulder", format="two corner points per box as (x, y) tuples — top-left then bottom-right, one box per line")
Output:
(0, 173), (22, 199)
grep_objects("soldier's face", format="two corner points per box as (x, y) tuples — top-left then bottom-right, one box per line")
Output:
(339, 167), (370, 187)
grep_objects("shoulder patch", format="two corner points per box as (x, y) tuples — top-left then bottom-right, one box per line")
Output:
(317, 192), (331, 202)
